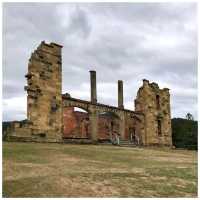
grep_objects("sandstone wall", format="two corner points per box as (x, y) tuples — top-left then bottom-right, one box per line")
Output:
(6, 41), (64, 142)
(5, 41), (172, 146)
(135, 79), (172, 146)
(25, 41), (63, 142)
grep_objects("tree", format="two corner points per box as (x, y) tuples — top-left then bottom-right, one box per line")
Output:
(172, 118), (197, 150)
(186, 113), (194, 121)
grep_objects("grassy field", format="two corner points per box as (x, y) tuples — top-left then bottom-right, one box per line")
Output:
(2, 142), (197, 197)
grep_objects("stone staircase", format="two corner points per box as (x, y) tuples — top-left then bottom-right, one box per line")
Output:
(62, 138), (137, 147)
(62, 138), (92, 144)
(118, 139), (137, 147)
(98, 139), (112, 145)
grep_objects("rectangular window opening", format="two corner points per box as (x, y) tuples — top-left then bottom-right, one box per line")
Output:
(156, 95), (160, 109)
(158, 120), (162, 136)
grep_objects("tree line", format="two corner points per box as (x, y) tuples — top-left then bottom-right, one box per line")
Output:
(172, 113), (197, 150)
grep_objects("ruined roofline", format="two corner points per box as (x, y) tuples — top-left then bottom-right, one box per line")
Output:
(142, 79), (170, 91)
(62, 95), (144, 115)
(40, 41), (63, 48)
(50, 42), (63, 48)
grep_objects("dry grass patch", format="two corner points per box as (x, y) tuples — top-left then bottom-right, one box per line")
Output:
(3, 142), (197, 197)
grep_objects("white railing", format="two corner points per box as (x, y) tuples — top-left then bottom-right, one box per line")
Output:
(110, 132), (140, 146)
(110, 132), (120, 145)
(134, 135), (140, 145)
(130, 133), (140, 145)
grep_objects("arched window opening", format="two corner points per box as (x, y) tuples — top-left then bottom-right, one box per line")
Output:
(63, 106), (89, 139)
(74, 107), (87, 113)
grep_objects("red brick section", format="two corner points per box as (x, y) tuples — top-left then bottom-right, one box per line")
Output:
(63, 107), (89, 138)
(63, 107), (137, 140)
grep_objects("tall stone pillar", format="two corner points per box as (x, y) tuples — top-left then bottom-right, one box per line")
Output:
(118, 80), (124, 109)
(119, 113), (126, 139)
(90, 70), (97, 103)
(90, 109), (98, 143)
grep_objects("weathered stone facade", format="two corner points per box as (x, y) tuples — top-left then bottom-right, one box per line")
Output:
(25, 41), (63, 142)
(135, 79), (172, 146)
(6, 42), (63, 142)
(5, 41), (172, 146)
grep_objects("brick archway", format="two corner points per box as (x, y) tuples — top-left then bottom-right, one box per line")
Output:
(63, 106), (90, 139)
(62, 96), (144, 141)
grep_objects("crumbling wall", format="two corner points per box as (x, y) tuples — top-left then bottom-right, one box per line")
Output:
(7, 41), (63, 142)
(135, 79), (172, 146)
(5, 41), (172, 146)
(25, 41), (63, 142)
(4, 121), (31, 141)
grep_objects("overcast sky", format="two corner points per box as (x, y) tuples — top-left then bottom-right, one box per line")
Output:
(3, 3), (197, 121)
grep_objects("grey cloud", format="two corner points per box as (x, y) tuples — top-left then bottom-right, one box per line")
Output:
(3, 3), (198, 121)
(3, 81), (26, 99)
(66, 7), (92, 39)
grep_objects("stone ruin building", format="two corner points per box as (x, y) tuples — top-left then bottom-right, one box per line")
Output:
(5, 41), (172, 146)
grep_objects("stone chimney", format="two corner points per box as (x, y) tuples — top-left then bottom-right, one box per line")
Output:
(118, 80), (124, 109)
(90, 70), (97, 103)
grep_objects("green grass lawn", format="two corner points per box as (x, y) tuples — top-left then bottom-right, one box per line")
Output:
(2, 142), (197, 197)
